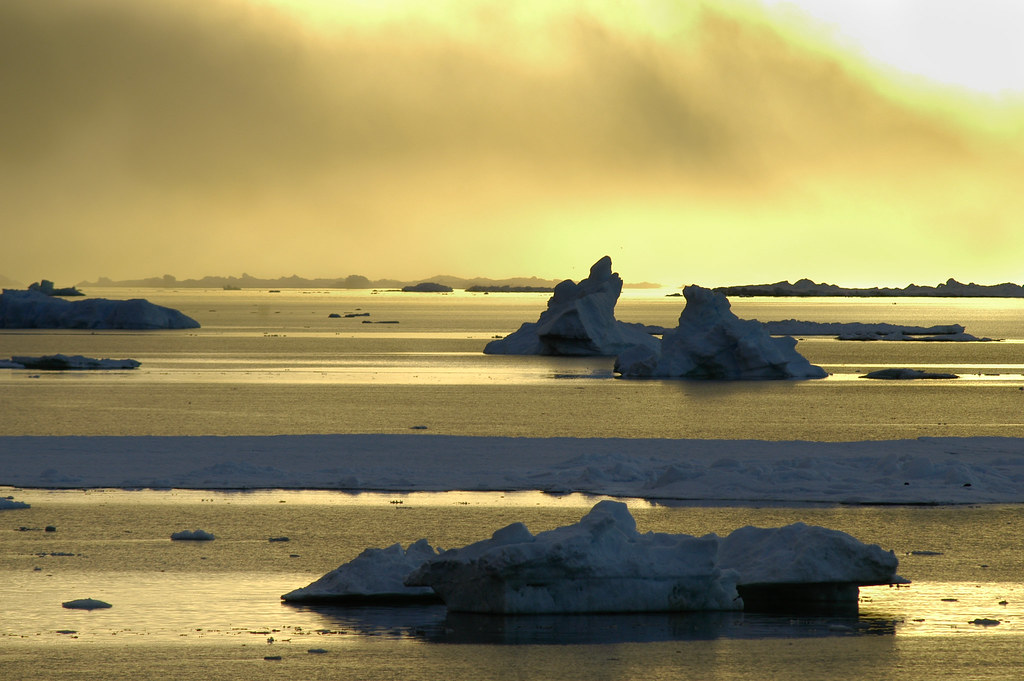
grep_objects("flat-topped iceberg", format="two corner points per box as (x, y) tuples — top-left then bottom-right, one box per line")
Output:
(484, 256), (659, 356)
(399, 501), (900, 614)
(282, 539), (440, 603)
(615, 286), (827, 379)
(406, 500), (740, 613)
(762, 320), (992, 342)
(862, 368), (959, 380)
(0, 289), (199, 329)
(6, 354), (140, 370)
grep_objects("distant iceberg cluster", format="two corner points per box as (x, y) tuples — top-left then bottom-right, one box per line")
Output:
(286, 501), (901, 614)
(0, 289), (199, 329)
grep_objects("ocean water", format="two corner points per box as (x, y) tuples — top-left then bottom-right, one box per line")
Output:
(4, 288), (1024, 679)
(2, 489), (1023, 680)
(3, 287), (1024, 439)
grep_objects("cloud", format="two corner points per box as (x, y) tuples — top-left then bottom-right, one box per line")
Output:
(1, 0), (1020, 284)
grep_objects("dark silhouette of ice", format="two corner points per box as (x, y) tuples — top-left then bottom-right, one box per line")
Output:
(0, 289), (199, 329)
(616, 286), (826, 379)
(484, 256), (659, 356)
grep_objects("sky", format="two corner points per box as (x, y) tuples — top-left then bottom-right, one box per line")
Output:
(2, 0), (1022, 288)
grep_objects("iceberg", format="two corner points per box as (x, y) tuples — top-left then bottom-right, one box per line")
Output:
(615, 286), (827, 379)
(282, 539), (440, 603)
(762, 320), (992, 341)
(170, 529), (215, 541)
(862, 368), (959, 380)
(62, 598), (112, 610)
(406, 500), (741, 614)
(484, 256), (659, 356)
(717, 522), (903, 612)
(6, 354), (140, 370)
(0, 289), (200, 329)
(400, 501), (901, 614)
(401, 501), (901, 614)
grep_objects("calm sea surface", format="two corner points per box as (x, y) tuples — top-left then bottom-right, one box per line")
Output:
(3, 288), (1024, 679)
(3, 287), (1024, 439)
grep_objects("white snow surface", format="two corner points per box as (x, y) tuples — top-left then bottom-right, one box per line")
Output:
(0, 289), (199, 329)
(406, 500), (742, 613)
(2, 434), (1023, 504)
(282, 539), (440, 602)
(615, 286), (827, 380)
(5, 354), (140, 370)
(484, 256), (659, 356)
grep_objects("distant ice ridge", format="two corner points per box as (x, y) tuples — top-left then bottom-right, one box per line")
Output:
(616, 286), (827, 379)
(282, 539), (440, 603)
(484, 256), (659, 356)
(286, 501), (901, 614)
(0, 289), (199, 329)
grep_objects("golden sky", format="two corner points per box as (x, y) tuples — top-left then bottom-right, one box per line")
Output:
(2, 0), (1022, 287)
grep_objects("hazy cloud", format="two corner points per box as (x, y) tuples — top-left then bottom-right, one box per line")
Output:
(1, 0), (1020, 285)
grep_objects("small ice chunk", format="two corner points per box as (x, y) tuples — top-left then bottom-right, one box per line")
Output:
(62, 598), (112, 610)
(171, 529), (215, 541)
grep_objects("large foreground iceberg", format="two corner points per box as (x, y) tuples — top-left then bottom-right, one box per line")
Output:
(406, 501), (740, 613)
(484, 257), (658, 356)
(288, 502), (902, 614)
(616, 286), (826, 379)
(0, 289), (199, 329)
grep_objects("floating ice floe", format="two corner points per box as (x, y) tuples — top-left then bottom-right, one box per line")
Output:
(761, 320), (992, 341)
(0, 289), (199, 329)
(290, 501), (901, 614)
(62, 598), (112, 610)
(170, 529), (215, 541)
(484, 256), (659, 357)
(862, 369), (959, 380)
(615, 286), (827, 379)
(282, 539), (440, 603)
(5, 354), (140, 370)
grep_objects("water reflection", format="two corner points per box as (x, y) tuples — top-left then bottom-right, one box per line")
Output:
(287, 603), (899, 645)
